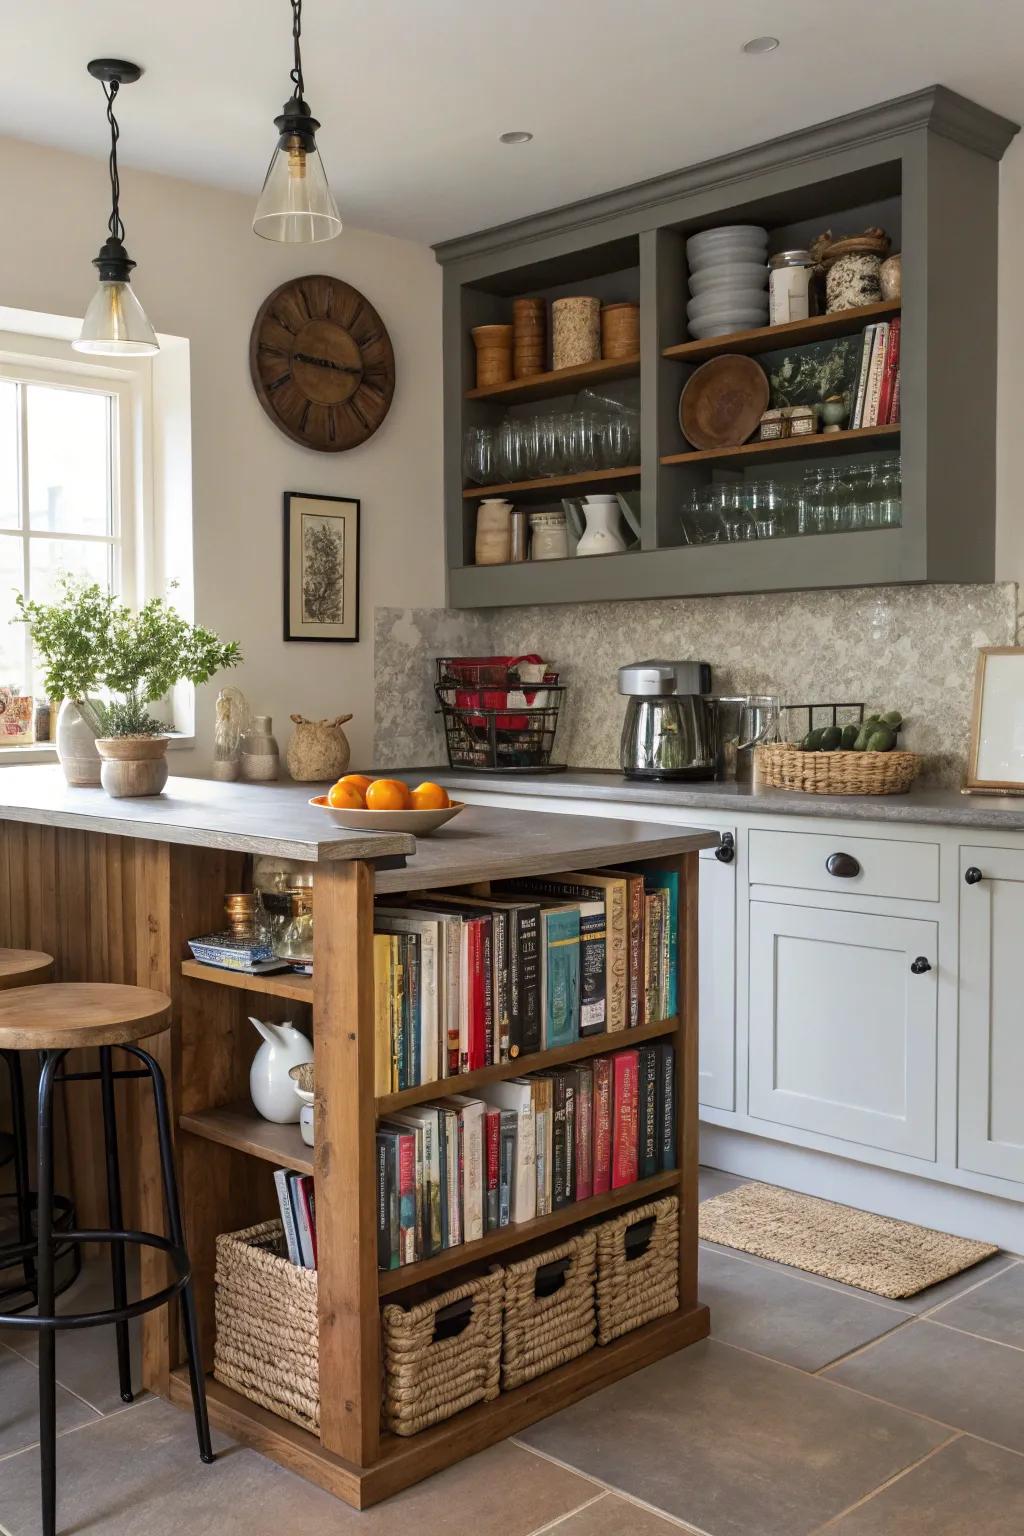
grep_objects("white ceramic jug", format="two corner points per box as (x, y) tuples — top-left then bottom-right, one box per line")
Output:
(576, 496), (627, 557)
(248, 1016), (313, 1123)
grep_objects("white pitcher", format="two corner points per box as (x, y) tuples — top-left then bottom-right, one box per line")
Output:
(248, 1016), (313, 1123)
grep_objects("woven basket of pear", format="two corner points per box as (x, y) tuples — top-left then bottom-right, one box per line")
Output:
(286, 714), (353, 782)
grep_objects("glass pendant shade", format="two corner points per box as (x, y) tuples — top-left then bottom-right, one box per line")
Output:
(253, 134), (342, 243)
(74, 278), (159, 355)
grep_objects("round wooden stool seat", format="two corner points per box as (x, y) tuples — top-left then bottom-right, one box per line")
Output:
(0, 983), (171, 1051)
(0, 949), (54, 991)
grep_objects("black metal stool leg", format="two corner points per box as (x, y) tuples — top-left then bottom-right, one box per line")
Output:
(36, 1049), (64, 1536)
(99, 1047), (133, 1403)
(132, 1045), (214, 1465)
(3, 1049), (35, 1297)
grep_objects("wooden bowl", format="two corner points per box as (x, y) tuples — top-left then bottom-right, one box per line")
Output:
(679, 354), (769, 450)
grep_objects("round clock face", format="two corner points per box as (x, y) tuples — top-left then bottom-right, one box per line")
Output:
(249, 275), (396, 451)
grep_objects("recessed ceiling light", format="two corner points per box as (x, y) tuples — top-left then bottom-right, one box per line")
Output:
(499, 130), (534, 145)
(742, 35), (780, 54)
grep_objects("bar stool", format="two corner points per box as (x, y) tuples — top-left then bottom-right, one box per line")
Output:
(0, 982), (213, 1536)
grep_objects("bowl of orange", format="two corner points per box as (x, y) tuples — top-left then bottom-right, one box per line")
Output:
(309, 775), (464, 834)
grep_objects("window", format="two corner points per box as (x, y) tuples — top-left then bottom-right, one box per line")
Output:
(0, 361), (138, 702)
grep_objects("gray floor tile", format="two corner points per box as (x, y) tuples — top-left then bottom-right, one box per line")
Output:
(928, 1259), (1024, 1347)
(698, 1166), (749, 1202)
(827, 1433), (1024, 1534)
(702, 1247), (908, 1370)
(826, 1318), (1024, 1452)
(546, 1491), (696, 1532)
(518, 1338), (947, 1536)
(0, 1346), (98, 1462)
(0, 1397), (597, 1536)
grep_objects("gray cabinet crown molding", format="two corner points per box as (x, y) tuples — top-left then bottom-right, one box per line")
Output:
(433, 86), (1018, 268)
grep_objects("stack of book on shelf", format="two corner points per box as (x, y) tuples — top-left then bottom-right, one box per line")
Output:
(273, 1168), (317, 1269)
(376, 1039), (676, 1270)
(372, 868), (679, 1092)
(851, 315), (901, 429)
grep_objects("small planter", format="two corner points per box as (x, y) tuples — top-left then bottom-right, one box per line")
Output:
(96, 735), (170, 798)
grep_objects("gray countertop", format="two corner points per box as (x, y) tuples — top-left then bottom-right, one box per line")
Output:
(399, 766), (1024, 831)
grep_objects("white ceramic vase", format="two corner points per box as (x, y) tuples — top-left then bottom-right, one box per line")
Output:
(240, 714), (280, 782)
(576, 497), (627, 557)
(55, 699), (102, 786)
(248, 1016), (313, 1123)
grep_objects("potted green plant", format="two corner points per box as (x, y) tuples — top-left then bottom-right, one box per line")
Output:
(16, 578), (241, 796)
(13, 578), (114, 785)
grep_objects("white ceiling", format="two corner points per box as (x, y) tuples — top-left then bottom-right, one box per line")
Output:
(6, 0), (1024, 245)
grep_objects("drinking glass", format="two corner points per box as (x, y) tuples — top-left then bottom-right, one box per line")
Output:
(748, 480), (790, 539)
(845, 461), (875, 530)
(534, 412), (566, 477)
(713, 482), (756, 541)
(598, 412), (633, 468)
(495, 418), (527, 482)
(680, 487), (724, 545)
(462, 425), (496, 486)
(819, 467), (852, 532)
(565, 410), (601, 472)
(875, 454), (902, 527)
(516, 416), (541, 479)
(796, 467), (824, 535)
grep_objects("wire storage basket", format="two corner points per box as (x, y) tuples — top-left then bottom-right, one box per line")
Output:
(435, 656), (566, 772)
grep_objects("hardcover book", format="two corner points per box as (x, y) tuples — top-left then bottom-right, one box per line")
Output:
(375, 1133), (398, 1270)
(498, 1109), (517, 1228)
(485, 1079), (537, 1224)
(375, 910), (443, 1086)
(657, 1043), (676, 1170)
(637, 1045), (659, 1179)
(640, 869), (679, 1018)
(540, 904), (580, 1048)
(592, 1055), (613, 1195)
(484, 1107), (501, 1231)
(611, 1049), (639, 1189)
(574, 1063), (594, 1201)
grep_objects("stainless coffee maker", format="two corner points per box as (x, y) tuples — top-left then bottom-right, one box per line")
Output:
(618, 660), (716, 780)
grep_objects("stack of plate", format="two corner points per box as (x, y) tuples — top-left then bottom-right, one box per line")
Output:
(686, 226), (768, 339)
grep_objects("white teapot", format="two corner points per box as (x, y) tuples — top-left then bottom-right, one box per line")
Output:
(248, 1016), (313, 1123)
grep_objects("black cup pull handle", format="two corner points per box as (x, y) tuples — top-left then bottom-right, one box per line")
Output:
(826, 852), (861, 879)
(534, 1257), (570, 1299)
(910, 956), (932, 975)
(432, 1296), (473, 1341)
(715, 833), (735, 864)
(965, 866), (984, 885)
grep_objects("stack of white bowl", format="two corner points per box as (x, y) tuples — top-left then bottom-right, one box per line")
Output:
(686, 225), (769, 339)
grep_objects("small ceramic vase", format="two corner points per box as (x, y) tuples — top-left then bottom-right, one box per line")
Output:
(529, 509), (569, 560)
(879, 253), (902, 302)
(819, 396), (849, 434)
(248, 1016), (313, 1123)
(240, 714), (280, 781)
(55, 699), (101, 787)
(576, 495), (627, 556)
(286, 714), (352, 781)
(826, 253), (882, 313)
(475, 499), (513, 565)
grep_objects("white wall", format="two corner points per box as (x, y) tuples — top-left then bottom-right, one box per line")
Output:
(0, 134), (445, 769)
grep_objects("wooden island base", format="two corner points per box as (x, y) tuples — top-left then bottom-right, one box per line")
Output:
(0, 774), (716, 1512)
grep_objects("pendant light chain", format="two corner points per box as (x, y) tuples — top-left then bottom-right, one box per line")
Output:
(290, 0), (305, 99)
(103, 79), (125, 244)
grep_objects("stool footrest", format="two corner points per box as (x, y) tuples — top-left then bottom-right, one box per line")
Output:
(0, 1229), (191, 1332)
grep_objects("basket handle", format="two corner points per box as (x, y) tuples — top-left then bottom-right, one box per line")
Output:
(533, 1256), (571, 1299)
(623, 1216), (656, 1261)
(431, 1296), (474, 1341)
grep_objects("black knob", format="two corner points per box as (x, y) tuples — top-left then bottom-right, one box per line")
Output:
(965, 866), (983, 885)
(910, 956), (932, 974)
(826, 852), (861, 879)
(715, 833), (735, 864)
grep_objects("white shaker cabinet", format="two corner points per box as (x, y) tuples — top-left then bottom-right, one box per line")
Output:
(749, 901), (939, 1158)
(958, 847), (1024, 1183)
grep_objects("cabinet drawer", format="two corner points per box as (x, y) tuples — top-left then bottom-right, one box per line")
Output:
(749, 827), (939, 902)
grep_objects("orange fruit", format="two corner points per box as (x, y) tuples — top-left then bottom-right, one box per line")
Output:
(410, 781), (450, 811)
(327, 781), (364, 810)
(339, 773), (373, 798)
(365, 778), (412, 812)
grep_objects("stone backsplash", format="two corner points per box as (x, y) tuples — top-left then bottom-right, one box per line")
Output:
(375, 584), (1017, 786)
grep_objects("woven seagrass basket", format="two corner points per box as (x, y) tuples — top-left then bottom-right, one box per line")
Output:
(595, 1196), (679, 1345)
(501, 1231), (597, 1390)
(756, 743), (920, 795)
(214, 1220), (320, 1435)
(382, 1270), (503, 1436)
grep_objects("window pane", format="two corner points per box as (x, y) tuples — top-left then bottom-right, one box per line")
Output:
(29, 537), (112, 602)
(0, 382), (17, 529)
(27, 384), (112, 536)
(0, 534), (26, 688)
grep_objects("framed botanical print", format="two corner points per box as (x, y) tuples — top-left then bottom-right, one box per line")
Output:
(283, 492), (360, 643)
(965, 646), (1024, 793)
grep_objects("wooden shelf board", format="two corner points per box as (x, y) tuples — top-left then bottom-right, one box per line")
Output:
(378, 1170), (680, 1296)
(661, 423), (900, 467)
(180, 1103), (314, 1176)
(181, 959), (313, 1005)
(168, 1304), (710, 1510)
(662, 302), (901, 364)
(466, 354), (639, 404)
(462, 465), (640, 501)
(378, 1016), (678, 1115)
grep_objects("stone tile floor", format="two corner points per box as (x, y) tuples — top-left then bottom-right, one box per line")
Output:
(0, 1169), (1021, 1535)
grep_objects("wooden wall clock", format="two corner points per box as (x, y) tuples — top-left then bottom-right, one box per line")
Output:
(249, 274), (396, 451)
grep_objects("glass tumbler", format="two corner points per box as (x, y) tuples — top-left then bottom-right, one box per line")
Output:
(462, 425), (496, 486)
(749, 480), (790, 539)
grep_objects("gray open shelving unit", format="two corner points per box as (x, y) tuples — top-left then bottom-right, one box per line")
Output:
(435, 87), (1018, 609)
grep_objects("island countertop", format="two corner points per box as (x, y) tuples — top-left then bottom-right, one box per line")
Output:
(0, 764), (718, 876)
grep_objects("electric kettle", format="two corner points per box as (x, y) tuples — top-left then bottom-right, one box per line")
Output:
(618, 660), (716, 780)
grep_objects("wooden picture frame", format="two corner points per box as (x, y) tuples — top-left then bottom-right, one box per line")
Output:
(283, 493), (360, 643)
(965, 646), (1024, 793)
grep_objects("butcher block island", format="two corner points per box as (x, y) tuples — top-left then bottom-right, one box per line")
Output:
(0, 767), (716, 1510)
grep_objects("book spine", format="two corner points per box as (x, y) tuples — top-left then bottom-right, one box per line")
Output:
(498, 1110), (516, 1228)
(563, 1074), (576, 1204)
(638, 1046), (659, 1179)
(658, 1043), (676, 1170)
(605, 880), (628, 1032)
(437, 1111), (449, 1250)
(851, 322), (877, 429)
(373, 936), (392, 1095)
(445, 920), (460, 1076)
(644, 892), (663, 1024)
(888, 366), (901, 425)
(592, 1056), (612, 1195)
(552, 1075), (569, 1209)
(376, 1135), (392, 1269)
(463, 1105), (484, 1243)
(396, 1131), (417, 1264)
(578, 902), (608, 1037)
(876, 314), (899, 426)
(392, 937), (406, 1091)
(493, 909), (509, 1065)
(864, 321), (889, 428)
(517, 907), (542, 1056)
(406, 934), (421, 1088)
(659, 898), (671, 1023)
(481, 919), (494, 1068)
(533, 1091), (549, 1218)
(485, 1109), (501, 1230)
(627, 876), (644, 1026)
(291, 1174), (317, 1269)
(273, 1168), (301, 1265)
(543, 910), (580, 1049)
(514, 1101), (537, 1224)
(612, 1051), (639, 1189)
(574, 1066), (594, 1201)
(469, 923), (487, 1071)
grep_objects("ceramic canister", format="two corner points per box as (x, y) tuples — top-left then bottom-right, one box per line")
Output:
(826, 253), (882, 313)
(475, 499), (513, 565)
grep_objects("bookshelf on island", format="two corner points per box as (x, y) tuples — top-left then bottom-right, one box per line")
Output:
(164, 803), (717, 1510)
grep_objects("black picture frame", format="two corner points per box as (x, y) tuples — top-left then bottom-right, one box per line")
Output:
(283, 492), (361, 643)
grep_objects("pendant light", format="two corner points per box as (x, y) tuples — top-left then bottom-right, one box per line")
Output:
(253, 0), (342, 243)
(74, 60), (158, 356)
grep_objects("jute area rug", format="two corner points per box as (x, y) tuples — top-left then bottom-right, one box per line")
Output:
(699, 1182), (999, 1299)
